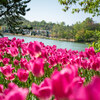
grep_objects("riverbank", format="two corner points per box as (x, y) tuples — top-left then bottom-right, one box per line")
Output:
(4, 33), (76, 42)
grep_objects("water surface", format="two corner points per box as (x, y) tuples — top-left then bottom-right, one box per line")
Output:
(4, 35), (88, 51)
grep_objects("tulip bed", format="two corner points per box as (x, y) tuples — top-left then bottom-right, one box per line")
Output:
(0, 37), (100, 100)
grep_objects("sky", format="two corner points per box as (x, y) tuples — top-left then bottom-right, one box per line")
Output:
(24, 0), (100, 25)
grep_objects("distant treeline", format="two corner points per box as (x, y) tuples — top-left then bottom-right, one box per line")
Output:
(0, 17), (100, 42)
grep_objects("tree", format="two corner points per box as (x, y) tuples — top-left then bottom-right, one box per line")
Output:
(80, 17), (94, 31)
(58, 0), (100, 16)
(52, 24), (60, 37)
(0, 0), (31, 33)
(75, 29), (85, 41)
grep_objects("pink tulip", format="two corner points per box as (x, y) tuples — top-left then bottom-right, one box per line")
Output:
(31, 58), (44, 77)
(73, 77), (100, 100)
(4, 83), (18, 95)
(11, 37), (16, 42)
(41, 49), (48, 60)
(5, 73), (15, 80)
(4, 83), (28, 100)
(73, 85), (88, 100)
(20, 58), (30, 70)
(85, 47), (96, 58)
(10, 41), (17, 47)
(51, 67), (75, 100)
(20, 58), (28, 68)
(86, 76), (100, 100)
(21, 43), (29, 56)
(48, 57), (57, 67)
(28, 41), (41, 57)
(21, 48), (29, 56)
(0, 95), (4, 100)
(0, 84), (3, 93)
(31, 78), (52, 100)
(0, 64), (14, 77)
(14, 59), (19, 66)
(0, 54), (3, 62)
(17, 68), (29, 82)
(16, 38), (24, 47)
(6, 47), (19, 57)
(79, 51), (86, 58)
(10, 38), (24, 48)
(88, 56), (100, 70)
(11, 47), (19, 57)
(81, 59), (88, 69)
(72, 77), (85, 87)
(2, 58), (10, 65)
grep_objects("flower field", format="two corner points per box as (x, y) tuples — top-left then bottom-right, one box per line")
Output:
(0, 37), (100, 100)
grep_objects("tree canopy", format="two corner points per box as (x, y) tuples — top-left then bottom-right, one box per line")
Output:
(58, 0), (100, 16)
(1, 16), (100, 42)
(0, 0), (31, 32)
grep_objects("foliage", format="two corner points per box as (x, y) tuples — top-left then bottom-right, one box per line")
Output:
(1, 17), (100, 42)
(58, 0), (100, 16)
(0, 0), (31, 33)
(75, 29), (85, 41)
(90, 31), (100, 52)
(51, 17), (100, 42)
